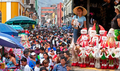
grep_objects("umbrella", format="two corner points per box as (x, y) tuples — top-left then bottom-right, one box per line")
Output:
(0, 33), (24, 49)
(5, 16), (36, 25)
(0, 23), (18, 36)
(9, 25), (24, 31)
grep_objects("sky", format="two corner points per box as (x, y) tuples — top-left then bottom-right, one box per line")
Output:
(37, 0), (63, 16)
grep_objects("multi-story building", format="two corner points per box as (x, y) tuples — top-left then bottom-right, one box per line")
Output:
(0, 0), (26, 23)
(41, 7), (56, 24)
(63, 0), (73, 25)
(57, 3), (63, 27)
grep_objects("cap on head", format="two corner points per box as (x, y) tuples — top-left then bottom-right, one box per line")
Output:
(114, 5), (120, 12)
(31, 52), (36, 56)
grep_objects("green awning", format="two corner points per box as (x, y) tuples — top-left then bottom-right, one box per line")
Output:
(5, 16), (37, 25)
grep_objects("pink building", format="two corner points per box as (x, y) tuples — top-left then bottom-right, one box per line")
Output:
(57, 3), (63, 27)
(41, 7), (56, 17)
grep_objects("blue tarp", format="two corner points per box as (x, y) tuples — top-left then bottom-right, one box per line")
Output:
(0, 23), (18, 36)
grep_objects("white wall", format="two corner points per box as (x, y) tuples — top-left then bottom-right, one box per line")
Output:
(6, 2), (11, 21)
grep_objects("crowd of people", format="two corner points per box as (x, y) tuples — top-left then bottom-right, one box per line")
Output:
(1, 27), (73, 71)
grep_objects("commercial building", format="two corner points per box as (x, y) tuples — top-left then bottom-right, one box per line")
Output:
(41, 7), (56, 24)
(57, 3), (63, 27)
(63, 0), (73, 26)
(0, 0), (26, 23)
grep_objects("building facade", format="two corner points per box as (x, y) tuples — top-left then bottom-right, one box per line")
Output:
(57, 3), (63, 27)
(41, 7), (56, 24)
(0, 0), (27, 23)
(63, 0), (73, 25)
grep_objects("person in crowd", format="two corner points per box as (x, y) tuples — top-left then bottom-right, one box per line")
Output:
(66, 64), (72, 71)
(21, 58), (33, 71)
(31, 42), (36, 50)
(64, 51), (71, 64)
(2, 53), (9, 64)
(111, 5), (120, 29)
(52, 56), (67, 71)
(71, 6), (87, 43)
(41, 52), (53, 68)
(41, 59), (49, 70)
(7, 53), (16, 68)
(54, 49), (61, 64)
(36, 41), (41, 48)
(35, 44), (40, 55)
(29, 52), (37, 70)
(48, 43), (56, 52)
(45, 48), (49, 53)
(22, 49), (31, 65)
(40, 42), (44, 47)
(39, 47), (45, 62)
(34, 61), (40, 71)
(40, 67), (48, 71)
(48, 49), (56, 58)
(9, 49), (20, 64)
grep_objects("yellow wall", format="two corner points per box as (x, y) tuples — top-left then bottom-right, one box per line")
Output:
(0, 2), (6, 23)
(11, 2), (18, 18)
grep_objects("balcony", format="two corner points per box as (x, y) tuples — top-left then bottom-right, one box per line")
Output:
(24, 4), (31, 8)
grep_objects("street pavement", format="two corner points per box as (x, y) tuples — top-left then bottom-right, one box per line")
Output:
(72, 67), (120, 71)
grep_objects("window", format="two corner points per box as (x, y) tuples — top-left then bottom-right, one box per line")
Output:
(0, 12), (1, 23)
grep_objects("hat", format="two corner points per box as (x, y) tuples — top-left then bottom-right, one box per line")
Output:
(91, 23), (96, 31)
(103, 31), (107, 36)
(73, 6), (87, 16)
(107, 28), (116, 37)
(90, 23), (96, 34)
(114, 5), (120, 11)
(81, 28), (87, 34)
(31, 52), (36, 55)
(99, 25), (105, 34)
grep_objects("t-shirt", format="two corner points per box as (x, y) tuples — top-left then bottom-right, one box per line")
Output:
(24, 65), (33, 71)
(34, 66), (40, 71)
(112, 14), (120, 29)
(48, 47), (56, 51)
(29, 59), (38, 70)
(72, 15), (86, 28)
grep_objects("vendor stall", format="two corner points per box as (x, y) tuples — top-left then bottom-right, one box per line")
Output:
(0, 33), (24, 70)
(18, 33), (31, 49)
